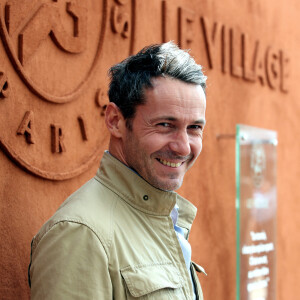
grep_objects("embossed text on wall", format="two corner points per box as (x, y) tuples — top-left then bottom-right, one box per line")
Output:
(162, 0), (289, 93)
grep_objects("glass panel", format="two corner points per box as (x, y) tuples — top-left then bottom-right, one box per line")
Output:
(236, 124), (277, 300)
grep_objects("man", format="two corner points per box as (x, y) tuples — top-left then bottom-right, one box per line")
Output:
(29, 42), (207, 299)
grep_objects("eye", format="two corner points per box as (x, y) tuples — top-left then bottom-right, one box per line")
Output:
(188, 125), (203, 130)
(157, 122), (171, 128)
(187, 124), (204, 137)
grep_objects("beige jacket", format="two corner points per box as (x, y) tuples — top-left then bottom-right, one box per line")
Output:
(29, 152), (205, 299)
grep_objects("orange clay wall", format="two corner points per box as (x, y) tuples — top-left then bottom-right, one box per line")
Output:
(0, 0), (299, 299)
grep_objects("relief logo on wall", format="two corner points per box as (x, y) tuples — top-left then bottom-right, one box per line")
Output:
(0, 0), (134, 180)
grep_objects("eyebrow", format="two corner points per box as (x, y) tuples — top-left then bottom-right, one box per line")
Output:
(194, 119), (206, 126)
(150, 116), (206, 126)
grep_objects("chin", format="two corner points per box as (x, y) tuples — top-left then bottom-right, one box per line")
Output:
(156, 180), (182, 192)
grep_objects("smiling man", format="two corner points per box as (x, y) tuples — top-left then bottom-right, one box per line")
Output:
(29, 42), (207, 300)
(110, 77), (206, 192)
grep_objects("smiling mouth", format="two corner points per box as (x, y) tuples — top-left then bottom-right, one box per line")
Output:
(157, 158), (183, 168)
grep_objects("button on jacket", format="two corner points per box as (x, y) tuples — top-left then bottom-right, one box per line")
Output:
(29, 152), (205, 299)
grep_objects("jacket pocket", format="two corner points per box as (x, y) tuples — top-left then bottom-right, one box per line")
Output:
(120, 262), (184, 299)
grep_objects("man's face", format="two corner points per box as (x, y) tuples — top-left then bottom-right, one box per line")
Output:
(122, 77), (206, 191)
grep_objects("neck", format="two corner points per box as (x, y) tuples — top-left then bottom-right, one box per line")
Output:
(108, 138), (129, 167)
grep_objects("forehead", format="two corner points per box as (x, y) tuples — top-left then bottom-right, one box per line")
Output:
(140, 77), (206, 119)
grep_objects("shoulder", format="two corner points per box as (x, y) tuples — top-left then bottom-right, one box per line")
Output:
(33, 177), (121, 255)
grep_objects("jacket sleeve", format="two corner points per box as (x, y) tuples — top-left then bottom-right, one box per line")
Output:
(30, 221), (112, 299)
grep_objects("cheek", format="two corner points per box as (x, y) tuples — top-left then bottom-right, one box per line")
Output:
(141, 135), (170, 154)
(191, 139), (203, 156)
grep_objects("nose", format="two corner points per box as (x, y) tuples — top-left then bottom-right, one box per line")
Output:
(168, 130), (191, 157)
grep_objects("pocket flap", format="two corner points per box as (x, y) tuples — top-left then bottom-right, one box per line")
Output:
(121, 262), (182, 297)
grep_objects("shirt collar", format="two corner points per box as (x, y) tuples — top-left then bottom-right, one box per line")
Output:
(95, 152), (197, 228)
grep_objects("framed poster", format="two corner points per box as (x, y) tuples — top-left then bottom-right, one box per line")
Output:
(236, 125), (277, 300)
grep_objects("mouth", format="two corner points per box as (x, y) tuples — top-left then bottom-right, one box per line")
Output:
(156, 158), (183, 168)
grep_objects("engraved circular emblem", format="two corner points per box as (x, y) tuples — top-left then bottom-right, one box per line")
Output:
(0, 0), (135, 180)
(0, 0), (107, 103)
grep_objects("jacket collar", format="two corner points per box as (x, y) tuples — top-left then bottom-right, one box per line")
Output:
(95, 152), (197, 230)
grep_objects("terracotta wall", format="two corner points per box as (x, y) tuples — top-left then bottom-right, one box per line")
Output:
(0, 0), (299, 299)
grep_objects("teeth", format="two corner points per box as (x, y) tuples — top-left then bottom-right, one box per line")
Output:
(159, 159), (181, 168)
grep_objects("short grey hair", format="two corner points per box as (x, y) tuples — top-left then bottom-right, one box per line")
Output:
(108, 42), (207, 127)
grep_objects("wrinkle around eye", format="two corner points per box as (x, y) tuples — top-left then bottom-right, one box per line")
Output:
(187, 126), (204, 138)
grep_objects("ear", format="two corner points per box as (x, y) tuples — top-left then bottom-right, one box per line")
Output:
(105, 102), (126, 138)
